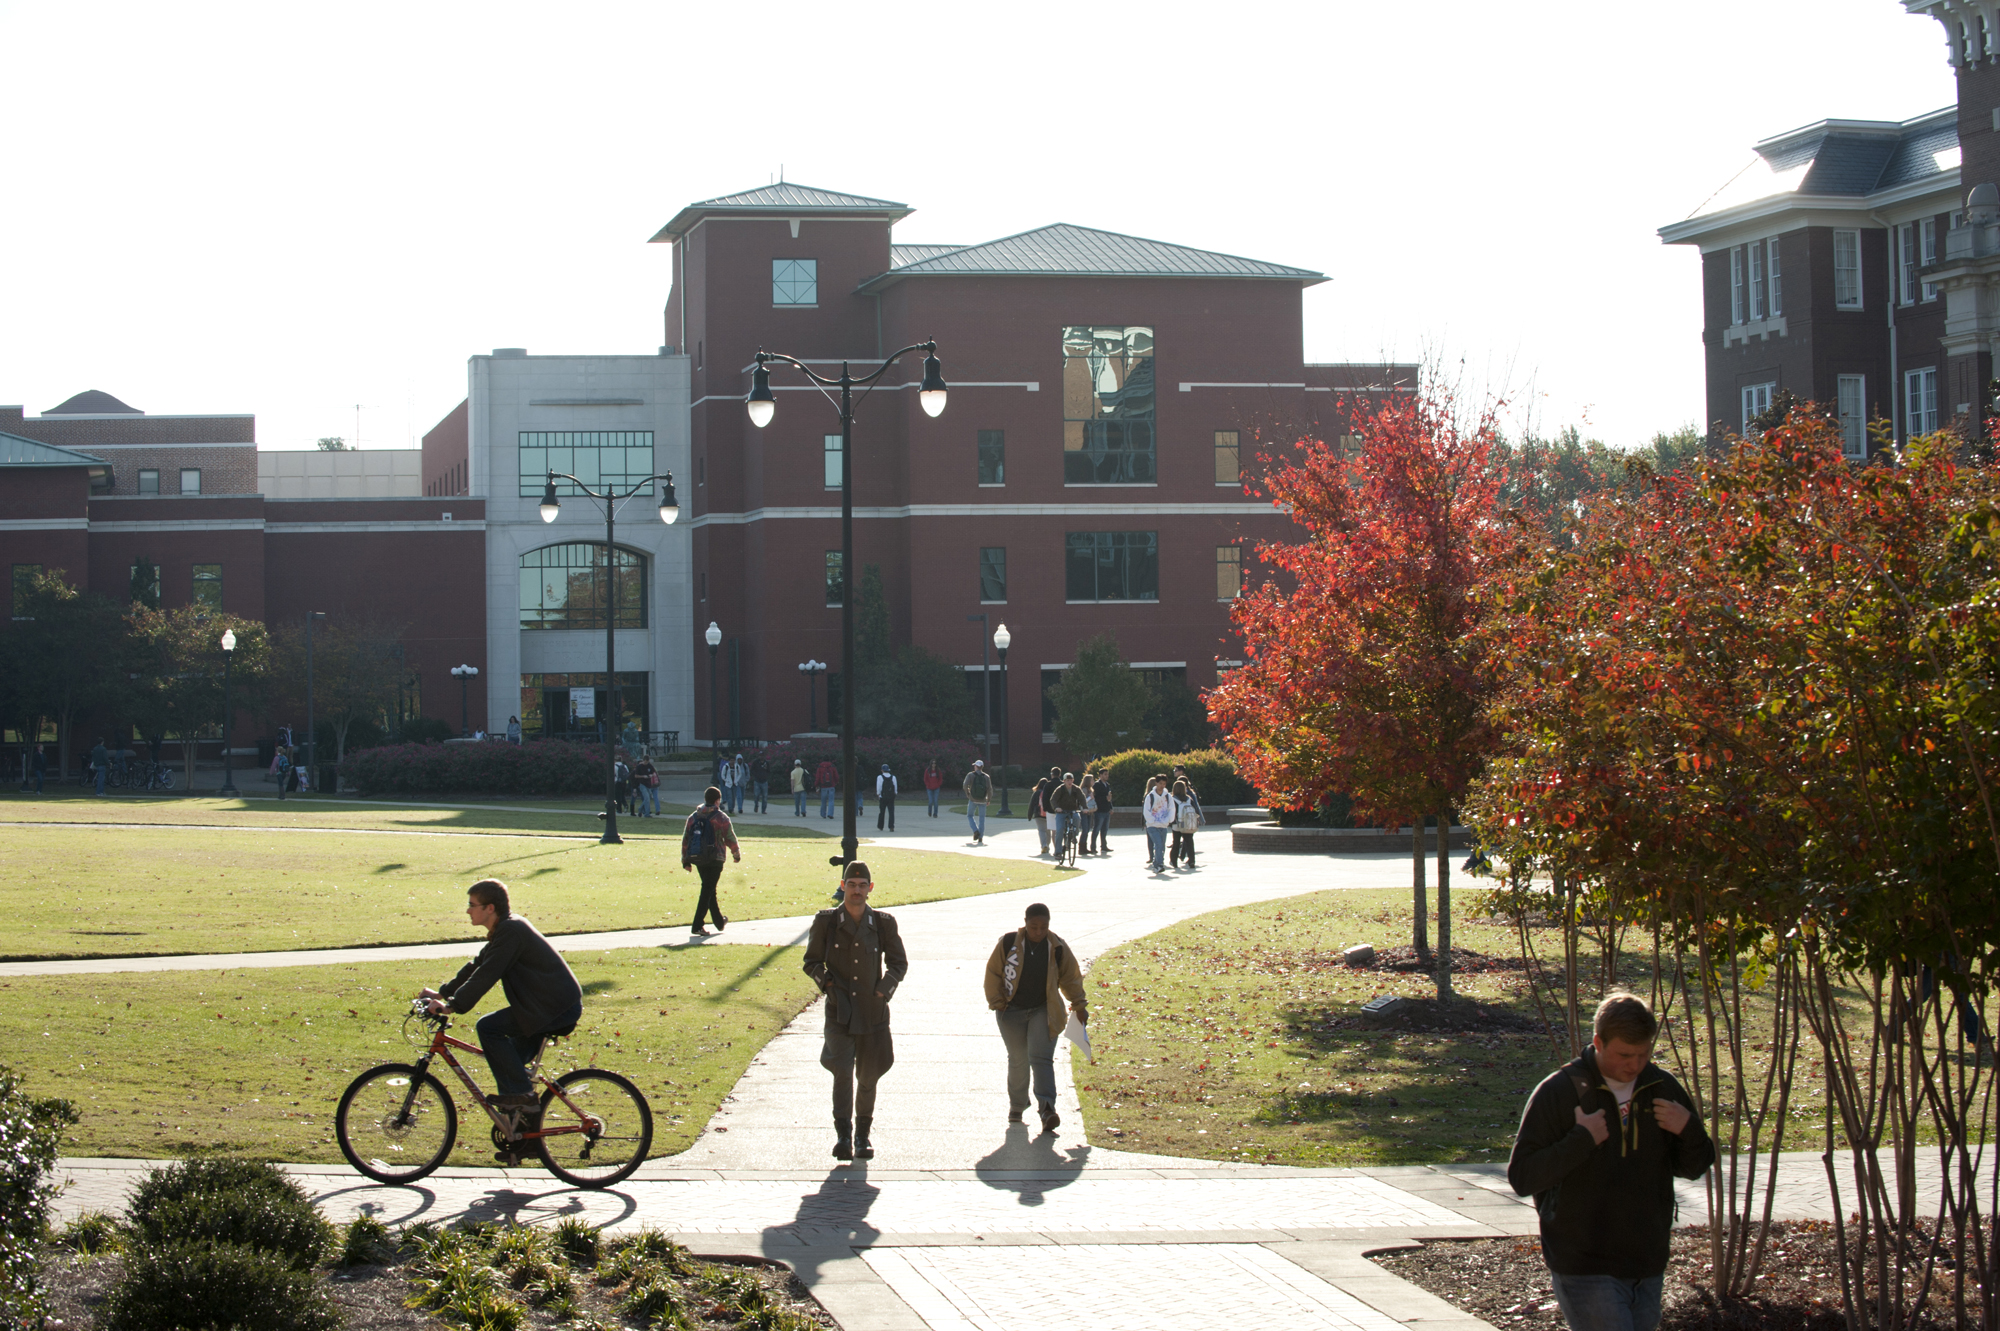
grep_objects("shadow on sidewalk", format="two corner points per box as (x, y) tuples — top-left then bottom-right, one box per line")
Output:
(764, 1170), (882, 1280)
(974, 1125), (1091, 1206)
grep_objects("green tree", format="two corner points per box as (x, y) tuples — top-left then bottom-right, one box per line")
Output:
(126, 606), (271, 782)
(271, 616), (409, 768)
(315, 437), (350, 451)
(1049, 632), (1151, 762)
(848, 566), (980, 740)
(1143, 676), (1212, 751)
(128, 555), (160, 611)
(10, 570), (130, 777)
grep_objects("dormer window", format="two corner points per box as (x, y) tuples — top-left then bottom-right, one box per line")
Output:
(773, 259), (817, 306)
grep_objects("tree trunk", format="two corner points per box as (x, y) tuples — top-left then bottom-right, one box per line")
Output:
(1436, 814), (1454, 1001)
(1412, 819), (1430, 963)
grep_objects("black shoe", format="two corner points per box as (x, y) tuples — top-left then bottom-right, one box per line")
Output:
(715, 915), (727, 932)
(691, 926), (711, 937)
(1007, 1109), (1024, 1124)
(1039, 1106), (1060, 1134)
(833, 1117), (853, 1161)
(854, 1116), (875, 1159)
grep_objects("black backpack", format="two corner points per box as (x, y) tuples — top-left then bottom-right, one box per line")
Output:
(683, 808), (724, 863)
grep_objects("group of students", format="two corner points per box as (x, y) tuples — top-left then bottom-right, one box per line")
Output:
(611, 753), (661, 816)
(1141, 771), (1205, 871)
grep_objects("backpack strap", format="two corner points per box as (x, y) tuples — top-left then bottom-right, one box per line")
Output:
(1002, 931), (1017, 951)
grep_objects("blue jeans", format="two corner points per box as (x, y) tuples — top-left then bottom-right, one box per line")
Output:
(995, 1006), (1057, 1111)
(1092, 808), (1112, 850)
(476, 1003), (581, 1097)
(1550, 1273), (1663, 1331)
(753, 780), (769, 813)
(94, 766), (105, 795)
(819, 786), (834, 818)
(640, 784), (659, 815)
(795, 789), (808, 816)
(926, 787), (941, 815)
(1145, 826), (1168, 868)
(967, 803), (986, 840)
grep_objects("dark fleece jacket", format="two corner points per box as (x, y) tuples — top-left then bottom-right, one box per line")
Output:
(1507, 1049), (1715, 1278)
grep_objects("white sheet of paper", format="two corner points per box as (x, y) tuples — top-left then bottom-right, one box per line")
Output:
(1065, 1011), (1094, 1064)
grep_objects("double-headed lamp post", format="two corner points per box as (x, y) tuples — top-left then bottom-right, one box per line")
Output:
(706, 621), (723, 783)
(748, 341), (946, 869)
(798, 659), (826, 731)
(217, 628), (239, 798)
(993, 622), (1011, 816)
(539, 466), (680, 845)
(451, 664), (479, 737)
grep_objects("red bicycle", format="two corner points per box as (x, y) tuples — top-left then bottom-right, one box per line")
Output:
(335, 1001), (652, 1188)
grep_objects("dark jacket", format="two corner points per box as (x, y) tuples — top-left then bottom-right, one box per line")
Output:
(1048, 781), (1086, 813)
(1507, 1049), (1714, 1278)
(1092, 778), (1111, 811)
(804, 905), (908, 1035)
(438, 915), (583, 1037)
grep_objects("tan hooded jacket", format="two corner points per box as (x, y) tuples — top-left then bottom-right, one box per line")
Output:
(984, 927), (1088, 1039)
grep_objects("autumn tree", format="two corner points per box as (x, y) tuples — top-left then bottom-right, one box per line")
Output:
(1209, 388), (1506, 998)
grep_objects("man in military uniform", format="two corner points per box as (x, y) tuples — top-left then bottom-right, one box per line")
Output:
(803, 860), (908, 1161)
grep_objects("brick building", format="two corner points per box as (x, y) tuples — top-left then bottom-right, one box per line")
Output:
(1659, 1), (2000, 452)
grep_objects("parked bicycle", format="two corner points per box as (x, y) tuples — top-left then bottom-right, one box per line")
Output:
(140, 761), (174, 791)
(336, 1000), (652, 1188)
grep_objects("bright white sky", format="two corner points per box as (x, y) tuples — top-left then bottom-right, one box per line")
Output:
(0, 1), (1958, 453)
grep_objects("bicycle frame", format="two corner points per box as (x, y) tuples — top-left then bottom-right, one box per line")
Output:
(398, 1018), (598, 1148)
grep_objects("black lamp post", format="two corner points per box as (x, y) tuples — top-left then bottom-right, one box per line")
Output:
(799, 659), (826, 731)
(538, 466), (680, 844)
(305, 610), (326, 795)
(451, 664), (478, 737)
(217, 628), (239, 798)
(706, 621), (722, 785)
(747, 341), (947, 869)
(994, 622), (1012, 817)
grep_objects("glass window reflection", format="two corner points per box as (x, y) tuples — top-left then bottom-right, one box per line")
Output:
(1062, 326), (1155, 484)
(519, 543), (647, 630)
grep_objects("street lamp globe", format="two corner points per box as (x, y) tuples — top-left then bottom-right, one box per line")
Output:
(992, 623), (1011, 652)
(538, 474), (561, 523)
(220, 629), (236, 652)
(705, 621), (723, 649)
(919, 349), (949, 418)
(658, 474), (680, 525)
(746, 362), (776, 429)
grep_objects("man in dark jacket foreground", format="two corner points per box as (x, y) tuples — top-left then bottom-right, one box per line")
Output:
(1508, 993), (1713, 1331)
(803, 861), (908, 1161)
(422, 880), (584, 1143)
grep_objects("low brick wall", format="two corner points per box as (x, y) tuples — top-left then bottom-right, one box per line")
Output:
(1231, 822), (1475, 854)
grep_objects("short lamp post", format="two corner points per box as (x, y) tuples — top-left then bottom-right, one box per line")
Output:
(706, 621), (723, 784)
(993, 622), (1012, 817)
(451, 664), (479, 737)
(798, 659), (826, 731)
(217, 628), (239, 798)
(747, 340), (946, 869)
(539, 465), (680, 844)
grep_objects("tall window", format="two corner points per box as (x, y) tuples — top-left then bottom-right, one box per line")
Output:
(191, 564), (223, 611)
(979, 547), (1007, 602)
(518, 432), (656, 497)
(1729, 247), (1744, 324)
(129, 562), (160, 603)
(1767, 237), (1783, 317)
(138, 469), (159, 495)
(179, 468), (201, 495)
(1834, 229), (1863, 309)
(1742, 381), (1776, 433)
(772, 259), (818, 306)
(1898, 223), (1918, 306)
(11, 564), (41, 618)
(824, 434), (843, 489)
(519, 543), (646, 630)
(1062, 326), (1156, 484)
(824, 550), (844, 607)
(977, 429), (1005, 485)
(1065, 531), (1159, 602)
(1748, 242), (1766, 320)
(1922, 217), (1939, 300)
(1906, 366), (1939, 437)
(1216, 545), (1242, 599)
(1214, 430), (1241, 485)
(1836, 375), (1868, 459)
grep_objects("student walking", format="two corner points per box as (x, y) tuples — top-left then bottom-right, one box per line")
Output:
(875, 764), (899, 832)
(1030, 767), (1059, 856)
(962, 759), (993, 844)
(1509, 993), (1713, 1331)
(632, 755), (659, 816)
(89, 737), (108, 797)
(1088, 770), (1113, 854)
(923, 759), (944, 817)
(680, 786), (741, 937)
(750, 753), (771, 814)
(803, 861), (907, 1161)
(723, 754), (749, 814)
(31, 743), (47, 795)
(791, 759), (809, 816)
(984, 902), (1088, 1134)
(1168, 777), (1202, 868)
(816, 759), (839, 820)
(506, 715), (522, 745)
(1142, 775), (1175, 871)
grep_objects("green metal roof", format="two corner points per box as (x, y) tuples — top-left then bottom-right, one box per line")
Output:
(649, 182), (913, 243)
(0, 431), (107, 467)
(862, 222), (1325, 290)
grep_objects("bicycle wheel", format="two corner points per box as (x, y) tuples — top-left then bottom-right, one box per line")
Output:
(158, 768), (175, 790)
(538, 1069), (652, 1188)
(336, 1063), (457, 1184)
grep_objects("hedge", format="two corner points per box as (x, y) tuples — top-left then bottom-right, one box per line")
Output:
(341, 738), (608, 796)
(750, 738), (983, 792)
(1093, 747), (1255, 809)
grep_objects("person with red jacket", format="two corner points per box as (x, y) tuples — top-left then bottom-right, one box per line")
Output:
(815, 759), (839, 820)
(923, 759), (945, 817)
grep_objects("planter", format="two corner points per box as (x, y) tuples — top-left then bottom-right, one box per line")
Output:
(1231, 822), (1475, 854)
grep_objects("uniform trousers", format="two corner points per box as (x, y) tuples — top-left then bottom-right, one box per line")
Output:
(820, 1026), (895, 1119)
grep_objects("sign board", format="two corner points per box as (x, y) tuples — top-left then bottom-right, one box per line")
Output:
(569, 687), (596, 720)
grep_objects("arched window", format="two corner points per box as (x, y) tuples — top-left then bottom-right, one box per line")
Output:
(520, 543), (646, 630)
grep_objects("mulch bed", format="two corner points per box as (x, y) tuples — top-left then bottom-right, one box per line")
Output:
(1373, 1222), (1989, 1330)
(38, 1249), (833, 1330)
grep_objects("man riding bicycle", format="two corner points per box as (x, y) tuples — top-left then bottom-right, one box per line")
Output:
(1046, 772), (1086, 858)
(419, 880), (582, 1143)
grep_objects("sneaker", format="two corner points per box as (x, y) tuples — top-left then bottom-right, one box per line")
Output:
(691, 926), (711, 937)
(1039, 1106), (1060, 1134)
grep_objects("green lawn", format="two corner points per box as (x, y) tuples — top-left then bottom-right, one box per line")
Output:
(0, 945), (818, 1164)
(1, 818), (1070, 960)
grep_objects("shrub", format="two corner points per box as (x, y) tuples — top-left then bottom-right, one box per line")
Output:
(550, 1216), (601, 1269)
(0, 1066), (79, 1328)
(1094, 747), (1254, 808)
(341, 738), (605, 796)
(99, 1242), (342, 1331)
(56, 1211), (126, 1255)
(339, 1213), (394, 1267)
(127, 1158), (332, 1270)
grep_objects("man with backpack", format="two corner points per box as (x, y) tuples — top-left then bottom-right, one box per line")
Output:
(962, 759), (993, 844)
(984, 902), (1088, 1134)
(681, 785), (741, 937)
(875, 763), (899, 832)
(750, 753), (771, 814)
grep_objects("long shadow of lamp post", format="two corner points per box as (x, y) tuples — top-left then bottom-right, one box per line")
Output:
(746, 341), (947, 869)
(538, 467), (680, 845)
